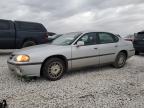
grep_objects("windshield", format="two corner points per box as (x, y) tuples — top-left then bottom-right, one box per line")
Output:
(51, 32), (82, 45)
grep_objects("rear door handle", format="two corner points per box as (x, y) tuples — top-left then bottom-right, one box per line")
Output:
(115, 45), (118, 47)
(94, 48), (98, 50)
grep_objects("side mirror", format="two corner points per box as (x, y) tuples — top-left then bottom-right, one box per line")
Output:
(76, 41), (84, 47)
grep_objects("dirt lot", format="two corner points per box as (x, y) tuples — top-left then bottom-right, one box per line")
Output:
(0, 54), (144, 108)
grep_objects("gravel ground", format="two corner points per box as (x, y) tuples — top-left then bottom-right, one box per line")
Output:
(0, 54), (144, 108)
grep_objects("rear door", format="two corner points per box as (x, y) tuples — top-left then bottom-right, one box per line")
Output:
(0, 20), (15, 49)
(97, 32), (119, 64)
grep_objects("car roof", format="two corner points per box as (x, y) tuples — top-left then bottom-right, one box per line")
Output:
(0, 19), (11, 22)
(15, 21), (41, 25)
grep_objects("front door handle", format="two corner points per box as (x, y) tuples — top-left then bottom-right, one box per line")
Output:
(94, 48), (98, 50)
(115, 45), (118, 47)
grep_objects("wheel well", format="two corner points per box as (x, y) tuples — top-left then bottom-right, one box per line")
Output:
(119, 50), (128, 58)
(40, 55), (68, 76)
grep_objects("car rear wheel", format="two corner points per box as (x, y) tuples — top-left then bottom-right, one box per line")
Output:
(113, 52), (127, 68)
(22, 41), (36, 48)
(42, 58), (65, 81)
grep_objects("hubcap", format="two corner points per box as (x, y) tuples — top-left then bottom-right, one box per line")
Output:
(51, 64), (61, 74)
(48, 62), (63, 78)
(118, 55), (125, 66)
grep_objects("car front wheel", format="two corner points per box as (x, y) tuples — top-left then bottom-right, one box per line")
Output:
(113, 52), (127, 68)
(42, 58), (65, 81)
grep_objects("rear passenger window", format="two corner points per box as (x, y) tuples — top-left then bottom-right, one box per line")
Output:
(98, 33), (118, 44)
(0, 21), (10, 30)
(16, 22), (45, 32)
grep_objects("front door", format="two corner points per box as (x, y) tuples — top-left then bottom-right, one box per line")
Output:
(71, 32), (100, 68)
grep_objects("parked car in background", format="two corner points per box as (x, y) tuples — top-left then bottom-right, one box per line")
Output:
(133, 31), (144, 55)
(0, 19), (48, 49)
(7, 31), (135, 81)
(124, 38), (134, 42)
(124, 34), (134, 42)
(47, 34), (62, 43)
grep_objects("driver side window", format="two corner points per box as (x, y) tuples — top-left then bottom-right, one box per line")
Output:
(77, 33), (96, 45)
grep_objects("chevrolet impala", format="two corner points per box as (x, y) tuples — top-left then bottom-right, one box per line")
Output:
(7, 32), (135, 81)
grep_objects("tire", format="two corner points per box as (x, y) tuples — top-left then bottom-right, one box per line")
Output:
(135, 51), (140, 55)
(42, 58), (66, 81)
(113, 52), (127, 68)
(22, 41), (36, 48)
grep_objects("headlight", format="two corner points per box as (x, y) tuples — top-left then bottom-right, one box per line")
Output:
(15, 55), (30, 62)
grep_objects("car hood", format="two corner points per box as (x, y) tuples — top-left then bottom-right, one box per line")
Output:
(13, 44), (68, 55)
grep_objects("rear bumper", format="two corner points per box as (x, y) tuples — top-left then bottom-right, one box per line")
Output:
(7, 61), (41, 77)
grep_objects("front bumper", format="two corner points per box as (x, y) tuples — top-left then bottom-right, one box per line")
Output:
(7, 61), (42, 77)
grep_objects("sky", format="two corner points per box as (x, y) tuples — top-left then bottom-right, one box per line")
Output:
(0, 0), (144, 36)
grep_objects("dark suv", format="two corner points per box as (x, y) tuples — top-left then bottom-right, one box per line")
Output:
(0, 19), (48, 49)
(133, 31), (144, 55)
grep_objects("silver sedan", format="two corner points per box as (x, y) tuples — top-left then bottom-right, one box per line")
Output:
(7, 31), (135, 81)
